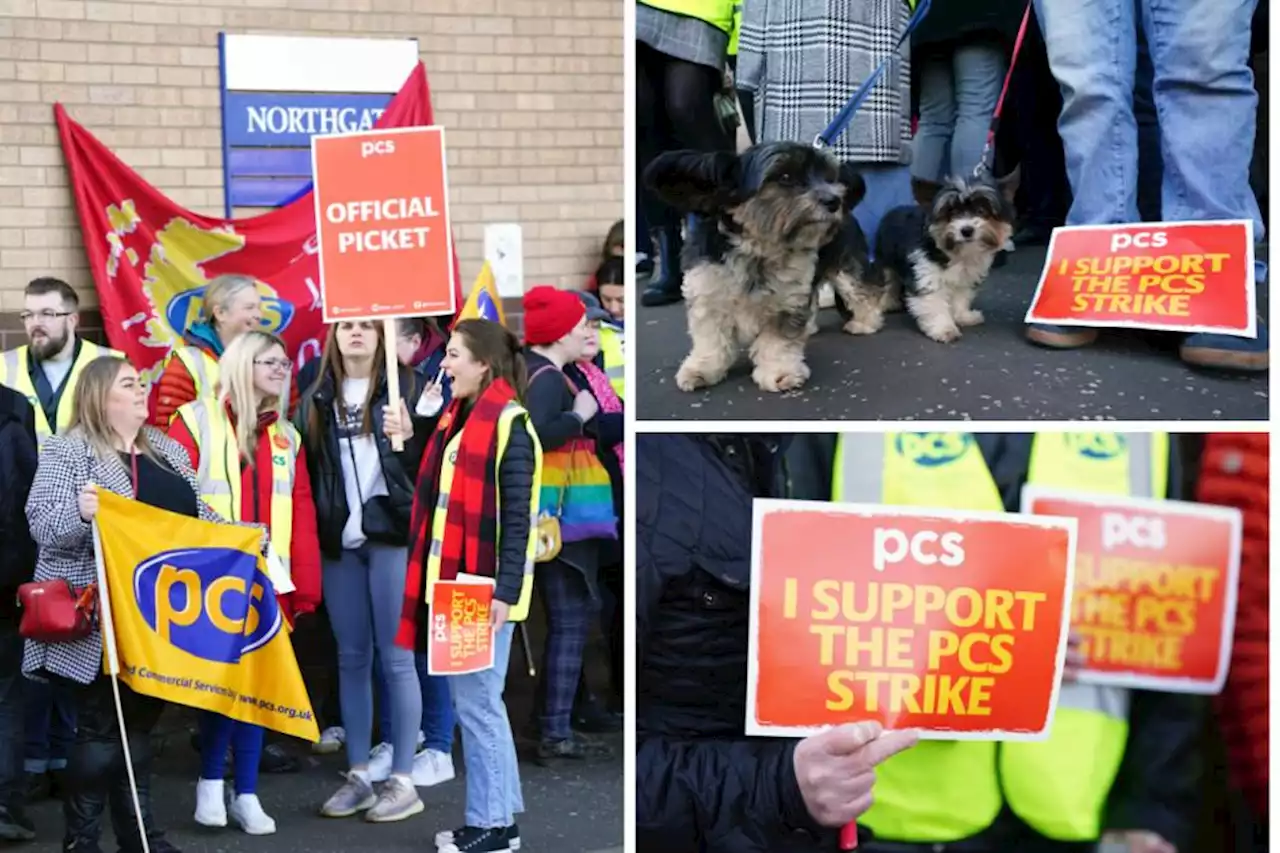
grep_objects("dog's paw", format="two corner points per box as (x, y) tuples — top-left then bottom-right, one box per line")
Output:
(675, 363), (711, 392)
(956, 309), (985, 327)
(923, 324), (962, 343)
(753, 362), (810, 392)
(842, 316), (883, 336)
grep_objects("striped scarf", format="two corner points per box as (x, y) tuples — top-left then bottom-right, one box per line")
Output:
(400, 378), (515, 649)
(578, 360), (624, 470)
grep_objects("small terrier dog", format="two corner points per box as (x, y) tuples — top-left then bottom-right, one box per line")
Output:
(644, 142), (872, 393)
(861, 168), (1020, 343)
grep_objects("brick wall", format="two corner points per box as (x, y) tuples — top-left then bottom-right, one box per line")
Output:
(0, 0), (623, 347)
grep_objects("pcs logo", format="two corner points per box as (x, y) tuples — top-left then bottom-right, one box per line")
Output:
(133, 548), (281, 664)
(1065, 433), (1127, 460)
(165, 279), (296, 338)
(895, 433), (974, 467)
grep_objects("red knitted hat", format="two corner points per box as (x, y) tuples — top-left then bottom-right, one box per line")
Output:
(522, 285), (585, 346)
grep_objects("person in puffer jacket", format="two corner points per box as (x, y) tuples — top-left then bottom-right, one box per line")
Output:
(1196, 433), (1268, 851)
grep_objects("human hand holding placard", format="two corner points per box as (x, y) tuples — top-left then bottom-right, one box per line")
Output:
(792, 722), (919, 827)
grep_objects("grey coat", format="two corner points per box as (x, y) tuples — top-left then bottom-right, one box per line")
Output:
(736, 0), (914, 164)
(21, 427), (221, 686)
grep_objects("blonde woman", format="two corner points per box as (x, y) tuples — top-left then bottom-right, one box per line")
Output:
(152, 273), (268, 427)
(22, 356), (217, 853)
(165, 331), (322, 835)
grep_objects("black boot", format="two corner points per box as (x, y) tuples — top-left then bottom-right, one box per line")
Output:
(640, 227), (684, 306)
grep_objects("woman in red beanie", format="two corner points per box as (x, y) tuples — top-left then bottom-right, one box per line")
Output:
(520, 286), (615, 764)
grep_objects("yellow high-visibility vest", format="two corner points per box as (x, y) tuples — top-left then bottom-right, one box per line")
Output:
(639, 0), (736, 34)
(174, 399), (297, 573)
(170, 346), (221, 402)
(424, 402), (542, 622)
(599, 324), (625, 399)
(728, 1), (742, 55)
(0, 340), (124, 446)
(830, 432), (1168, 843)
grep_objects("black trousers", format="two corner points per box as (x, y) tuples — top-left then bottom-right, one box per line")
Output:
(62, 676), (166, 852)
(0, 619), (25, 815)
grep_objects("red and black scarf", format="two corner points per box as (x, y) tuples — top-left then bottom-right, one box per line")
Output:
(399, 378), (516, 648)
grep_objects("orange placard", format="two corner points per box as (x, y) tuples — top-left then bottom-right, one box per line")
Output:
(312, 126), (456, 321)
(427, 579), (496, 676)
(747, 499), (1076, 740)
(1021, 487), (1242, 694)
(1024, 220), (1255, 336)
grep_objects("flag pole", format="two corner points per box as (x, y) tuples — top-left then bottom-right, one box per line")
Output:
(93, 520), (151, 853)
(384, 318), (404, 452)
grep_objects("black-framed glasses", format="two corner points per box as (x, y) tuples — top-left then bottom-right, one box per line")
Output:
(19, 310), (72, 323)
(254, 358), (292, 371)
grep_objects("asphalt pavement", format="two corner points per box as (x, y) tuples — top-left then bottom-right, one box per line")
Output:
(17, 625), (623, 853)
(635, 245), (1270, 421)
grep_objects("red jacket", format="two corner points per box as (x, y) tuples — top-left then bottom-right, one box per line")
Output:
(152, 340), (301, 428)
(1196, 432), (1268, 820)
(166, 405), (322, 625)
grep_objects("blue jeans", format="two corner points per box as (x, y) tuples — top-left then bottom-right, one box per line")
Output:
(1035, 0), (1266, 285)
(0, 622), (24, 812)
(373, 649), (456, 754)
(448, 622), (522, 829)
(324, 543), (422, 776)
(24, 675), (74, 774)
(851, 164), (915, 259)
(913, 40), (1008, 182)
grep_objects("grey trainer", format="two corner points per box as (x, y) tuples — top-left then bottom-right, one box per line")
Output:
(364, 776), (423, 823)
(320, 772), (376, 818)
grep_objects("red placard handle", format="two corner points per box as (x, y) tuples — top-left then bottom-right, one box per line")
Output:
(839, 821), (858, 850)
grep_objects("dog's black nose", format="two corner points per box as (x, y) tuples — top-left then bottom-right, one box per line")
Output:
(821, 194), (841, 213)
(960, 225), (975, 239)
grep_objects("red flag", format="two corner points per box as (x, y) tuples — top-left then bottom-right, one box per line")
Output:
(54, 63), (463, 401)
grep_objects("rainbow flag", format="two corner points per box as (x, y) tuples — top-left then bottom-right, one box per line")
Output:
(456, 262), (506, 326)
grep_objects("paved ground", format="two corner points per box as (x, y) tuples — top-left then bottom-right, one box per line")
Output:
(18, 621), (623, 853)
(635, 245), (1270, 421)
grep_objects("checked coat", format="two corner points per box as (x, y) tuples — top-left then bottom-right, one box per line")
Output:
(736, 0), (914, 164)
(21, 427), (225, 686)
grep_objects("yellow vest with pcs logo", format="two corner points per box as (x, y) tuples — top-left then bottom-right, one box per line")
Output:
(830, 432), (1168, 843)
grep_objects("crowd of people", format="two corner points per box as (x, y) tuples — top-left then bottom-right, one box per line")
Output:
(0, 232), (627, 853)
(636, 0), (1269, 371)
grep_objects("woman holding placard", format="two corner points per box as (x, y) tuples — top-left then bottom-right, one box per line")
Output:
(404, 318), (540, 853)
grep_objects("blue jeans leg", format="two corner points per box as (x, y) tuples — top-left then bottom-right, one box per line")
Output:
(324, 548), (376, 770)
(912, 52), (957, 182)
(1134, 19), (1164, 222)
(852, 164), (915, 257)
(373, 650), (393, 745)
(950, 40), (1007, 178)
(448, 623), (522, 829)
(24, 678), (74, 774)
(416, 652), (455, 754)
(1034, 0), (1140, 226)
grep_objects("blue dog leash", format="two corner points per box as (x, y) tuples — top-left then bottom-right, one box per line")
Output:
(813, 0), (933, 150)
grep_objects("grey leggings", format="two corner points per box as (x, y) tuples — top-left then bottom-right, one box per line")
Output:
(322, 543), (422, 775)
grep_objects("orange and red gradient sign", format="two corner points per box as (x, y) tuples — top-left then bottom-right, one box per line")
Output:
(427, 579), (496, 676)
(312, 126), (456, 321)
(1025, 221), (1255, 336)
(1022, 487), (1241, 694)
(747, 500), (1076, 740)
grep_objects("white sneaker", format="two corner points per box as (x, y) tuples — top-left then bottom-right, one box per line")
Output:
(313, 726), (345, 755)
(367, 742), (394, 783)
(410, 748), (455, 787)
(229, 793), (277, 835)
(194, 778), (227, 828)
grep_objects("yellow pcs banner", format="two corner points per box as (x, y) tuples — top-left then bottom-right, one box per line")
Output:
(93, 490), (319, 742)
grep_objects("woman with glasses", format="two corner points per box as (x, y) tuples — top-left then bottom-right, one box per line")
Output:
(163, 331), (322, 835)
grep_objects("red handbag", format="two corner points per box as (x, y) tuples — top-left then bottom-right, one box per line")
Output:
(17, 580), (98, 643)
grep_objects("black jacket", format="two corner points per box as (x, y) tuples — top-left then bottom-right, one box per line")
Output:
(294, 364), (429, 560)
(784, 433), (1205, 853)
(0, 386), (38, 620)
(637, 434), (829, 853)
